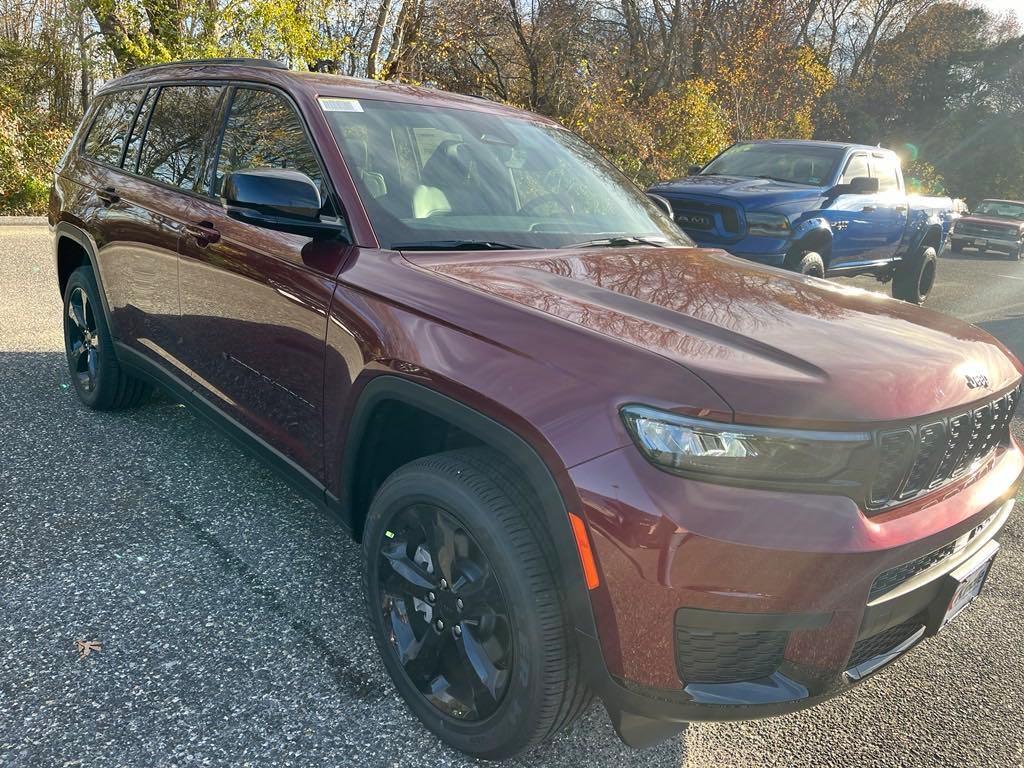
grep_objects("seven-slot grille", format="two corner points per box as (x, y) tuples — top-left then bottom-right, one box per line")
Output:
(868, 385), (1021, 510)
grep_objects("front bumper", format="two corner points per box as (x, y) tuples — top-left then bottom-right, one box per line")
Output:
(568, 441), (1022, 745)
(951, 234), (1022, 254)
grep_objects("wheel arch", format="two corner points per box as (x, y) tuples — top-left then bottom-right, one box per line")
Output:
(339, 374), (608, 681)
(790, 226), (833, 267)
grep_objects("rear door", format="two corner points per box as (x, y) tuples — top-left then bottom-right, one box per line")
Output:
(177, 84), (351, 481)
(94, 84), (225, 369)
(71, 86), (188, 362)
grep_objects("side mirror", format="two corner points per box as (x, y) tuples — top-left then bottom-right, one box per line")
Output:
(829, 176), (879, 197)
(687, 164), (703, 176)
(646, 192), (674, 219)
(222, 169), (345, 239)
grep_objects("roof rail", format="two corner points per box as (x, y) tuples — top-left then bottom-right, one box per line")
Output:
(127, 58), (289, 74)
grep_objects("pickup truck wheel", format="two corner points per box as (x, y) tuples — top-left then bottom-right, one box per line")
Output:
(892, 245), (937, 304)
(786, 250), (825, 278)
(63, 266), (151, 410)
(362, 448), (589, 759)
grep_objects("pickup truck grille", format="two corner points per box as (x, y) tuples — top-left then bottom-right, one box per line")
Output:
(867, 385), (1020, 511)
(668, 198), (741, 235)
(955, 221), (1020, 238)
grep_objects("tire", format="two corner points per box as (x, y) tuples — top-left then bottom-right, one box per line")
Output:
(63, 266), (151, 410)
(892, 245), (937, 304)
(785, 249), (825, 278)
(950, 239), (964, 254)
(362, 448), (589, 759)
(1012, 244), (1023, 261)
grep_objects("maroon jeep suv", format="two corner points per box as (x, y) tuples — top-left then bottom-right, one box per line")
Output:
(50, 59), (1023, 759)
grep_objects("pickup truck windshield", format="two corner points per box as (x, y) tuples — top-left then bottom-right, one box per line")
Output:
(974, 200), (1024, 220)
(700, 143), (844, 186)
(319, 97), (691, 250)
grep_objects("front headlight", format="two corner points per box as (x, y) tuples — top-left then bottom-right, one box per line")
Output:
(621, 405), (870, 482)
(746, 212), (790, 237)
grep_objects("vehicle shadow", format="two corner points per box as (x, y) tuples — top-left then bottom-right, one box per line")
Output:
(0, 350), (689, 767)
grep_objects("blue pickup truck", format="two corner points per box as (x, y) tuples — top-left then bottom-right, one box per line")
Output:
(649, 140), (954, 303)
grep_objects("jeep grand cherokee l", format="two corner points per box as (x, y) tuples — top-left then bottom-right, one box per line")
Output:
(50, 59), (1023, 759)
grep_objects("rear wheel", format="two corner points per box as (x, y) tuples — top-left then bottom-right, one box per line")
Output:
(950, 239), (964, 254)
(362, 448), (589, 759)
(63, 266), (151, 410)
(892, 245), (937, 304)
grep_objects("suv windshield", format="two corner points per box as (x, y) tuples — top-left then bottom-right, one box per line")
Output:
(319, 97), (690, 250)
(973, 200), (1024, 220)
(700, 143), (844, 186)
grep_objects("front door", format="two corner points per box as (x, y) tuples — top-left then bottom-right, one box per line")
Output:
(177, 85), (350, 481)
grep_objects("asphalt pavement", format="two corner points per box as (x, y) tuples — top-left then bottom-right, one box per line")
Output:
(2, 225), (1024, 767)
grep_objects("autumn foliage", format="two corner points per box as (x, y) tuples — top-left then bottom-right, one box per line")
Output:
(1, 0), (1023, 213)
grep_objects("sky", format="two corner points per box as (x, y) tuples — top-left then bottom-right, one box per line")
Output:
(978, 0), (1023, 20)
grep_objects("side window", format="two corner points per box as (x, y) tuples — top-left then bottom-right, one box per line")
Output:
(122, 88), (158, 173)
(215, 88), (324, 197)
(871, 156), (901, 193)
(82, 90), (142, 166)
(840, 154), (870, 184)
(137, 85), (222, 190)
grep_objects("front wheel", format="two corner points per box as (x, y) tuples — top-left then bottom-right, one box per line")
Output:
(892, 245), (937, 304)
(362, 449), (590, 759)
(785, 249), (825, 278)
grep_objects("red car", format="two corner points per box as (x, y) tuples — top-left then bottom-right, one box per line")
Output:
(50, 59), (1022, 759)
(950, 198), (1024, 260)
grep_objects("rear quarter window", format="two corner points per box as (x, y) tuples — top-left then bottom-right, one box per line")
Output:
(82, 90), (143, 166)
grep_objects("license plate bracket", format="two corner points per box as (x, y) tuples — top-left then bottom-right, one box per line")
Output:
(926, 540), (998, 634)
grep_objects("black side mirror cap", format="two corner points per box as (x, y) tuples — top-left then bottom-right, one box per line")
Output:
(687, 164), (703, 176)
(828, 176), (879, 197)
(222, 168), (346, 239)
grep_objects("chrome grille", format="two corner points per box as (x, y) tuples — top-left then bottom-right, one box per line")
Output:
(868, 386), (1020, 510)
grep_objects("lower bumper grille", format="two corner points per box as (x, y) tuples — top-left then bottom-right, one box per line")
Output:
(847, 619), (923, 670)
(674, 626), (787, 684)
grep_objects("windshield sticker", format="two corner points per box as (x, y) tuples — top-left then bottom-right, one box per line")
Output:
(319, 97), (364, 113)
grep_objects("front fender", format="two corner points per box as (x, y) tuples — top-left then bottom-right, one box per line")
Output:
(791, 216), (833, 244)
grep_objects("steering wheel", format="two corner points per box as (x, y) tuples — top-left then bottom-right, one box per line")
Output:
(518, 192), (576, 217)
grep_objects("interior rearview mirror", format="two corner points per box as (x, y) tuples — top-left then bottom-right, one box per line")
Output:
(222, 169), (346, 239)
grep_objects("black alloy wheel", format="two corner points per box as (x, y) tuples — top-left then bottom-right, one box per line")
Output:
(62, 266), (151, 410)
(65, 285), (101, 393)
(376, 502), (513, 721)
(362, 448), (590, 759)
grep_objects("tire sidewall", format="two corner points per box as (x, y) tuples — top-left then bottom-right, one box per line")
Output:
(63, 268), (108, 408)
(894, 245), (936, 303)
(362, 465), (553, 757)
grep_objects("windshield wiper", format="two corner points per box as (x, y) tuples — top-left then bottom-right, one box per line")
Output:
(560, 236), (666, 249)
(756, 175), (799, 184)
(393, 240), (532, 251)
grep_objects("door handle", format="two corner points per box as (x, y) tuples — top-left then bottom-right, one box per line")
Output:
(185, 222), (221, 245)
(97, 186), (119, 206)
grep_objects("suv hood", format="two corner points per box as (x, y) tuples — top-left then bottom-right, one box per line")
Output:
(651, 175), (824, 210)
(409, 247), (1021, 426)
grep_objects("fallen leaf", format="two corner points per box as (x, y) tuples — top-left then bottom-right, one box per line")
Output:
(74, 639), (101, 659)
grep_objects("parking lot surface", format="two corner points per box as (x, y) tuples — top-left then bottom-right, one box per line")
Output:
(2, 225), (1024, 768)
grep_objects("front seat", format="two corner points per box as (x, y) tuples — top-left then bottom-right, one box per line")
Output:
(346, 138), (388, 199)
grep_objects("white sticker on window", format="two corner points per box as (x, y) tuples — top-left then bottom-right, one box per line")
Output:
(319, 97), (364, 113)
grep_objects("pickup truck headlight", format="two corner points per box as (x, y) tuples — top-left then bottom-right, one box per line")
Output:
(621, 405), (870, 482)
(746, 212), (791, 237)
